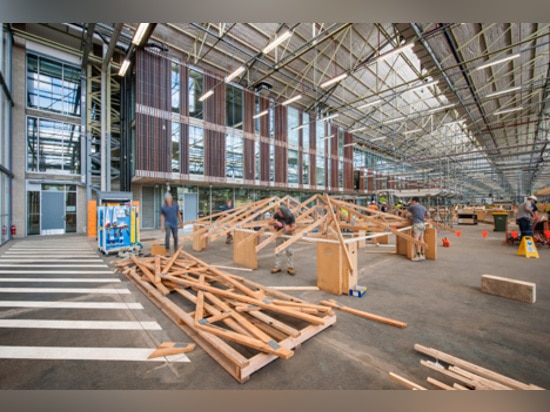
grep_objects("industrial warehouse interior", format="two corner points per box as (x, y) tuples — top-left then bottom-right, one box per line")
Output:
(0, 12), (549, 399)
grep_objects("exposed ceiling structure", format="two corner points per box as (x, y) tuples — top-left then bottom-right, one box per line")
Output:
(14, 23), (550, 200)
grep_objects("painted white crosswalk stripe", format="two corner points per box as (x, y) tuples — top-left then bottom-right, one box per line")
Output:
(0, 319), (162, 330)
(0, 259), (104, 263)
(0, 346), (190, 362)
(0, 270), (114, 275)
(0, 264), (109, 268)
(0, 278), (121, 283)
(0, 301), (143, 309)
(0, 287), (130, 294)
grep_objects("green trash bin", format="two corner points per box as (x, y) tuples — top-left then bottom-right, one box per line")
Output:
(493, 213), (508, 232)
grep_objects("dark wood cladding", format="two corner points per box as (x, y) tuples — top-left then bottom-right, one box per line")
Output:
(243, 89), (255, 181)
(135, 49), (171, 172)
(204, 72), (225, 178)
(133, 49), (362, 192)
(274, 104), (287, 184)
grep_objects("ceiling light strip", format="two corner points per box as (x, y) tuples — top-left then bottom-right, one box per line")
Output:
(320, 73), (348, 89)
(475, 53), (520, 71)
(198, 90), (214, 102)
(262, 30), (292, 54)
(282, 94), (302, 106)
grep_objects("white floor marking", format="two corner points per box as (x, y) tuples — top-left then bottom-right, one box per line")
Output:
(0, 319), (162, 330)
(0, 287), (130, 294)
(0, 278), (120, 283)
(0, 346), (190, 362)
(0, 270), (114, 275)
(0, 264), (109, 268)
(0, 301), (143, 309)
(0, 259), (104, 263)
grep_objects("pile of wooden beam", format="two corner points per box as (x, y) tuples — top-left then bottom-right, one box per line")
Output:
(113, 247), (336, 383)
(389, 344), (545, 390)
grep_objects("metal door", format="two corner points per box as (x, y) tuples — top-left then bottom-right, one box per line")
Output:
(41, 191), (65, 235)
(183, 193), (198, 223)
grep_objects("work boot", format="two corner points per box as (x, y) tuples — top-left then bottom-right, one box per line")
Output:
(271, 267), (281, 274)
(287, 267), (295, 275)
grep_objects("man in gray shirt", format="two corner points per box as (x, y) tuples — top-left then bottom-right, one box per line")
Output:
(406, 197), (430, 261)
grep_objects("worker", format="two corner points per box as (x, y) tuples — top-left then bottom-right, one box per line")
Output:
(406, 197), (430, 261)
(516, 195), (538, 240)
(220, 198), (234, 244)
(269, 206), (297, 275)
(160, 192), (183, 255)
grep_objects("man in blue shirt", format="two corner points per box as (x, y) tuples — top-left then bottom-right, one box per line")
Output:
(160, 192), (183, 255)
(406, 197), (430, 261)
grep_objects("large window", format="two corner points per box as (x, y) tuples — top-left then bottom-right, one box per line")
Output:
(189, 125), (204, 176)
(188, 68), (204, 119)
(171, 61), (181, 113)
(26, 53), (80, 116)
(287, 107), (300, 184)
(302, 113), (310, 186)
(316, 120), (326, 187)
(171, 122), (180, 173)
(226, 132), (243, 179)
(27, 117), (81, 174)
(226, 84), (243, 130)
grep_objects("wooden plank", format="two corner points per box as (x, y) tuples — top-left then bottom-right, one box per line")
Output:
(424, 227), (437, 260)
(414, 344), (539, 390)
(426, 376), (456, 390)
(389, 372), (428, 390)
(320, 299), (407, 328)
(316, 242), (343, 295)
(233, 229), (258, 269)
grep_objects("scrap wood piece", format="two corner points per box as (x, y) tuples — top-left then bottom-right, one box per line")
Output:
(390, 228), (428, 249)
(414, 344), (544, 390)
(420, 359), (484, 390)
(448, 365), (513, 390)
(148, 342), (196, 359)
(320, 299), (407, 329)
(428, 220), (457, 234)
(165, 274), (330, 326)
(389, 372), (428, 390)
(426, 376), (457, 390)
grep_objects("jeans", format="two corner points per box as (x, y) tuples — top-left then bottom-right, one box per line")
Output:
(164, 223), (179, 252)
(516, 218), (533, 238)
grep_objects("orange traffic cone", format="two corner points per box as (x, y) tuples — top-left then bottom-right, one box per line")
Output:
(455, 230), (462, 238)
(481, 231), (488, 238)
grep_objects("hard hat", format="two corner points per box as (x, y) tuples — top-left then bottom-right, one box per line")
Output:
(527, 195), (537, 201)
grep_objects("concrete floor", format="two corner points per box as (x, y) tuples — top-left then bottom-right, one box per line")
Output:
(0, 220), (548, 390)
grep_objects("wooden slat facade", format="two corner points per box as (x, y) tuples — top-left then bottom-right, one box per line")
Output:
(133, 49), (362, 192)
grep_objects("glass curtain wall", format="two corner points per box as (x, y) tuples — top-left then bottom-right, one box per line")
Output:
(0, 25), (12, 244)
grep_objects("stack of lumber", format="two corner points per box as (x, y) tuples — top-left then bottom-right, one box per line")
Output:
(113, 247), (336, 383)
(389, 344), (545, 390)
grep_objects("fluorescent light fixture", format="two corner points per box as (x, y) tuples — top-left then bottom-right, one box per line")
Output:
(118, 59), (131, 77)
(403, 129), (421, 135)
(321, 135), (334, 140)
(262, 30), (292, 54)
(370, 136), (387, 142)
(224, 65), (246, 83)
(382, 116), (405, 125)
(198, 89), (214, 102)
(343, 142), (356, 147)
(485, 86), (521, 98)
(428, 103), (455, 114)
(493, 106), (523, 115)
(349, 126), (367, 133)
(291, 124), (307, 131)
(132, 23), (150, 46)
(358, 99), (382, 110)
(281, 94), (302, 106)
(320, 73), (348, 89)
(475, 53), (520, 71)
(409, 80), (438, 92)
(374, 42), (414, 64)
(319, 113), (339, 122)
(253, 110), (269, 119)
